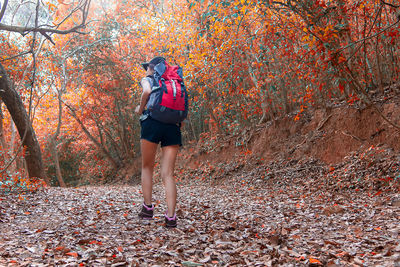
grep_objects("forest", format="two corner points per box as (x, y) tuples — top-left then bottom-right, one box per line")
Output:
(0, 0), (399, 265)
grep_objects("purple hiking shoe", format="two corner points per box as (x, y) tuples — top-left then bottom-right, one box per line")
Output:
(138, 203), (154, 219)
(165, 212), (177, 228)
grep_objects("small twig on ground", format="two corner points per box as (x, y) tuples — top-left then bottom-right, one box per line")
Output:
(341, 131), (366, 142)
(317, 114), (332, 131)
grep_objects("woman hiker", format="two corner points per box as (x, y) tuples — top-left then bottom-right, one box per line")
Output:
(135, 56), (186, 228)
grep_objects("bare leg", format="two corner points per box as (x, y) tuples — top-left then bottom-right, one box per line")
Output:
(160, 145), (179, 217)
(140, 139), (158, 205)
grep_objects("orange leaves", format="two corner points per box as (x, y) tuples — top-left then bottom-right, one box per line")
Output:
(337, 56), (346, 64)
(295, 255), (322, 265)
(339, 84), (345, 93)
(89, 240), (103, 245)
(295, 255), (306, 261)
(309, 257), (322, 265)
(55, 246), (68, 251)
(47, 2), (58, 12)
(54, 246), (79, 258)
(1, 0), (394, 189)
(347, 94), (359, 105)
(66, 252), (79, 258)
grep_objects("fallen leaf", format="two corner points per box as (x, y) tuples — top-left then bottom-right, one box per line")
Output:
(66, 252), (78, 258)
(182, 261), (203, 266)
(199, 255), (211, 263)
(309, 257), (322, 265)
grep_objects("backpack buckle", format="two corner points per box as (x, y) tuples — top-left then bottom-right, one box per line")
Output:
(171, 80), (177, 99)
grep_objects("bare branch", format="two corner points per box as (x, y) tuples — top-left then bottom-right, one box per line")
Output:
(380, 0), (400, 8)
(0, 0), (91, 39)
(334, 19), (400, 55)
(0, 22), (86, 35)
(0, 50), (31, 62)
(54, 0), (88, 28)
(0, 0), (8, 23)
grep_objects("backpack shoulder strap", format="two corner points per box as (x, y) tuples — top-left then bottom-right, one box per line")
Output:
(144, 75), (160, 91)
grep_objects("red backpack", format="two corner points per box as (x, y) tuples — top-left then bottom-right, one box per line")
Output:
(146, 60), (188, 124)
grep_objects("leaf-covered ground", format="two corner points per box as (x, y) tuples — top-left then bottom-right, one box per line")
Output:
(1, 156), (400, 267)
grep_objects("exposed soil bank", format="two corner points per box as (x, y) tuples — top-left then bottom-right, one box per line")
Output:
(184, 95), (400, 170)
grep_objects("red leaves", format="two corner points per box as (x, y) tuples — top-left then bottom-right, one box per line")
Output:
(309, 257), (322, 265)
(55, 246), (69, 252)
(339, 83), (345, 93)
(337, 56), (346, 64)
(66, 252), (79, 258)
(89, 240), (103, 245)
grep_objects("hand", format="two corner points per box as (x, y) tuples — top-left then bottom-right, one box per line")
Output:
(135, 105), (141, 114)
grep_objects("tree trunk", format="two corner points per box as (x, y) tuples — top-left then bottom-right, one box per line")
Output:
(0, 102), (7, 163)
(0, 103), (7, 149)
(49, 139), (66, 187)
(49, 87), (66, 187)
(9, 120), (16, 173)
(0, 62), (48, 183)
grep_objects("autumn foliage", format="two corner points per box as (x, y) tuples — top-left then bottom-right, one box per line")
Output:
(0, 0), (399, 187)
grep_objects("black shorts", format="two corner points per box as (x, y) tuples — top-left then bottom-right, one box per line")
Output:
(140, 117), (182, 147)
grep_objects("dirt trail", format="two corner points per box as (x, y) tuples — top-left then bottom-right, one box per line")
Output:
(1, 176), (399, 266)
(2, 93), (400, 266)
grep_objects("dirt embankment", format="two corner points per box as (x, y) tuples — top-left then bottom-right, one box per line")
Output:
(184, 97), (400, 170)
(252, 101), (400, 165)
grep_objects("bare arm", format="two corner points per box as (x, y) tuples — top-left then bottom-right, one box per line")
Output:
(135, 78), (152, 114)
